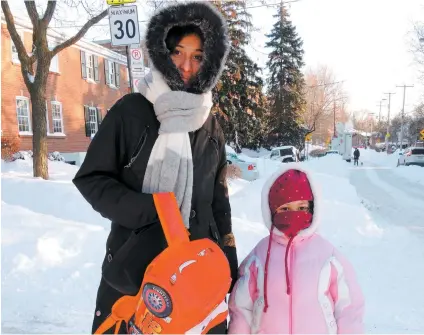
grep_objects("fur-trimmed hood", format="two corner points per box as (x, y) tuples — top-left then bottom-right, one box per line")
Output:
(145, 1), (229, 94)
(261, 163), (321, 242)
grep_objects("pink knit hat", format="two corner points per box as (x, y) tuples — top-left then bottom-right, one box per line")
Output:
(268, 169), (314, 214)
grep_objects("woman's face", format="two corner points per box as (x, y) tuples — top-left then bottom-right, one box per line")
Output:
(275, 200), (310, 214)
(170, 34), (203, 85)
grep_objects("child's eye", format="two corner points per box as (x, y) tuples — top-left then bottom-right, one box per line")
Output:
(299, 206), (309, 212)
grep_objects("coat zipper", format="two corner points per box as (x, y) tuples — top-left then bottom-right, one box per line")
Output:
(124, 126), (149, 168)
(208, 135), (219, 160)
(289, 245), (295, 334)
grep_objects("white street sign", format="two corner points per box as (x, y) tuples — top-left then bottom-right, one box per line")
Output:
(133, 78), (141, 92)
(130, 47), (144, 73)
(108, 5), (140, 47)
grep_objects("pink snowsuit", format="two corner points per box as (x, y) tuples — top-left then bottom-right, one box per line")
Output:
(228, 164), (365, 334)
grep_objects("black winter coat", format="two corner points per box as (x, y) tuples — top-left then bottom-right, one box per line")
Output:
(73, 93), (238, 296)
(74, 2), (237, 333)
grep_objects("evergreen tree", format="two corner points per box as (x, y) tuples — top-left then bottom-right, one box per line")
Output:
(212, 1), (267, 151)
(265, 2), (306, 148)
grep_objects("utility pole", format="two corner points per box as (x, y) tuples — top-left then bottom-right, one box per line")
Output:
(333, 100), (336, 138)
(396, 84), (414, 150)
(384, 92), (395, 153)
(376, 98), (387, 124)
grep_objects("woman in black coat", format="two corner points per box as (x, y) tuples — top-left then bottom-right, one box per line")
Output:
(73, 2), (238, 334)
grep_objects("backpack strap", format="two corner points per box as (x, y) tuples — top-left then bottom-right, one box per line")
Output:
(94, 294), (140, 334)
(153, 192), (190, 246)
(94, 315), (122, 335)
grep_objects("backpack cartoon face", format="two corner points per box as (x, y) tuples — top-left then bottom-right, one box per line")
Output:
(129, 238), (231, 334)
(95, 193), (231, 335)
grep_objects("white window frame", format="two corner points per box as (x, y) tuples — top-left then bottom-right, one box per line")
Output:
(88, 106), (98, 136)
(16, 96), (32, 135)
(46, 101), (50, 135)
(50, 101), (65, 135)
(106, 60), (116, 87)
(11, 31), (24, 64)
(48, 39), (60, 73)
(86, 53), (95, 81)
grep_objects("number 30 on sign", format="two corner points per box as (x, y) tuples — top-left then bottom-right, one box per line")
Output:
(108, 5), (140, 47)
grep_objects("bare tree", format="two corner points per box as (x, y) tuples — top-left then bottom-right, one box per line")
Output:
(1, 1), (108, 179)
(303, 65), (347, 143)
(410, 21), (424, 79)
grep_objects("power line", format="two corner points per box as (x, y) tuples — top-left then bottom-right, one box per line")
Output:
(49, 0), (303, 29)
(383, 92), (395, 152)
(396, 84), (414, 148)
(245, 0), (302, 9)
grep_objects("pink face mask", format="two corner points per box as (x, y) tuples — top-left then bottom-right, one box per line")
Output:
(272, 211), (313, 238)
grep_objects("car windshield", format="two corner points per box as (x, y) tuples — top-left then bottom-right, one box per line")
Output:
(280, 148), (292, 156)
(411, 148), (424, 155)
(227, 153), (246, 162)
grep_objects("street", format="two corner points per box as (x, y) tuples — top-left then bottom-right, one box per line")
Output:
(350, 162), (424, 236)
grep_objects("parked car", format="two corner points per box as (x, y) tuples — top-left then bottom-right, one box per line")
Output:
(326, 150), (339, 155)
(226, 153), (259, 181)
(397, 147), (424, 167)
(270, 146), (300, 163)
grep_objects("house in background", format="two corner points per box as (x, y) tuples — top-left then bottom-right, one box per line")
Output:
(1, 15), (139, 166)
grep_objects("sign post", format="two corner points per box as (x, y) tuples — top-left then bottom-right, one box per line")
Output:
(129, 47), (145, 91)
(420, 129), (424, 141)
(305, 134), (312, 161)
(108, 3), (141, 93)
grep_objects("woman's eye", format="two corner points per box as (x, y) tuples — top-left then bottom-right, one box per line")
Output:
(194, 55), (203, 61)
(172, 50), (181, 56)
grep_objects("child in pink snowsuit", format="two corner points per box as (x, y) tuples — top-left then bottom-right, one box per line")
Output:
(228, 164), (365, 334)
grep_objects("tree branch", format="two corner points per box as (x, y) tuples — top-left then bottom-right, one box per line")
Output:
(24, 1), (40, 28)
(1, 1), (30, 65)
(42, 1), (57, 25)
(51, 8), (108, 57)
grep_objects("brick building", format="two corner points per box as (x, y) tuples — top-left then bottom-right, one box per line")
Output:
(1, 15), (141, 165)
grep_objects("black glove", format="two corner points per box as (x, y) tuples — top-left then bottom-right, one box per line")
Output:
(223, 245), (238, 293)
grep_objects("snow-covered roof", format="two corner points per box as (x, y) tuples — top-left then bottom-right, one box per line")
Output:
(272, 146), (296, 150)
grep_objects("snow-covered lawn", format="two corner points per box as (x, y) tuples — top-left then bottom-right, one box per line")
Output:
(2, 154), (424, 333)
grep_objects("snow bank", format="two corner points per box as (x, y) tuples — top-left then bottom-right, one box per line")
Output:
(359, 149), (424, 186)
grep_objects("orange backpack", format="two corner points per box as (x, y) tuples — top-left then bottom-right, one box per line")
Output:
(95, 192), (231, 334)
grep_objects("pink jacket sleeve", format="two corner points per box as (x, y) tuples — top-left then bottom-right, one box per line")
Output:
(329, 249), (365, 334)
(228, 253), (261, 334)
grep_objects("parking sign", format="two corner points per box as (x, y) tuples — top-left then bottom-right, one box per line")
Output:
(108, 5), (140, 46)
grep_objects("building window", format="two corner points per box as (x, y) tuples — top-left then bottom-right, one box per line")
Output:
(80, 50), (99, 82)
(51, 101), (64, 134)
(84, 105), (102, 137)
(45, 101), (49, 134)
(11, 31), (24, 64)
(48, 39), (59, 73)
(105, 60), (120, 88)
(16, 97), (31, 133)
(87, 54), (94, 80)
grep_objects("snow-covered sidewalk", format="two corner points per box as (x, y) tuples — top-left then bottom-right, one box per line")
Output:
(1, 155), (424, 333)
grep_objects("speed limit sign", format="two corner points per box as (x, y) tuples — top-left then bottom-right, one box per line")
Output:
(108, 5), (140, 46)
